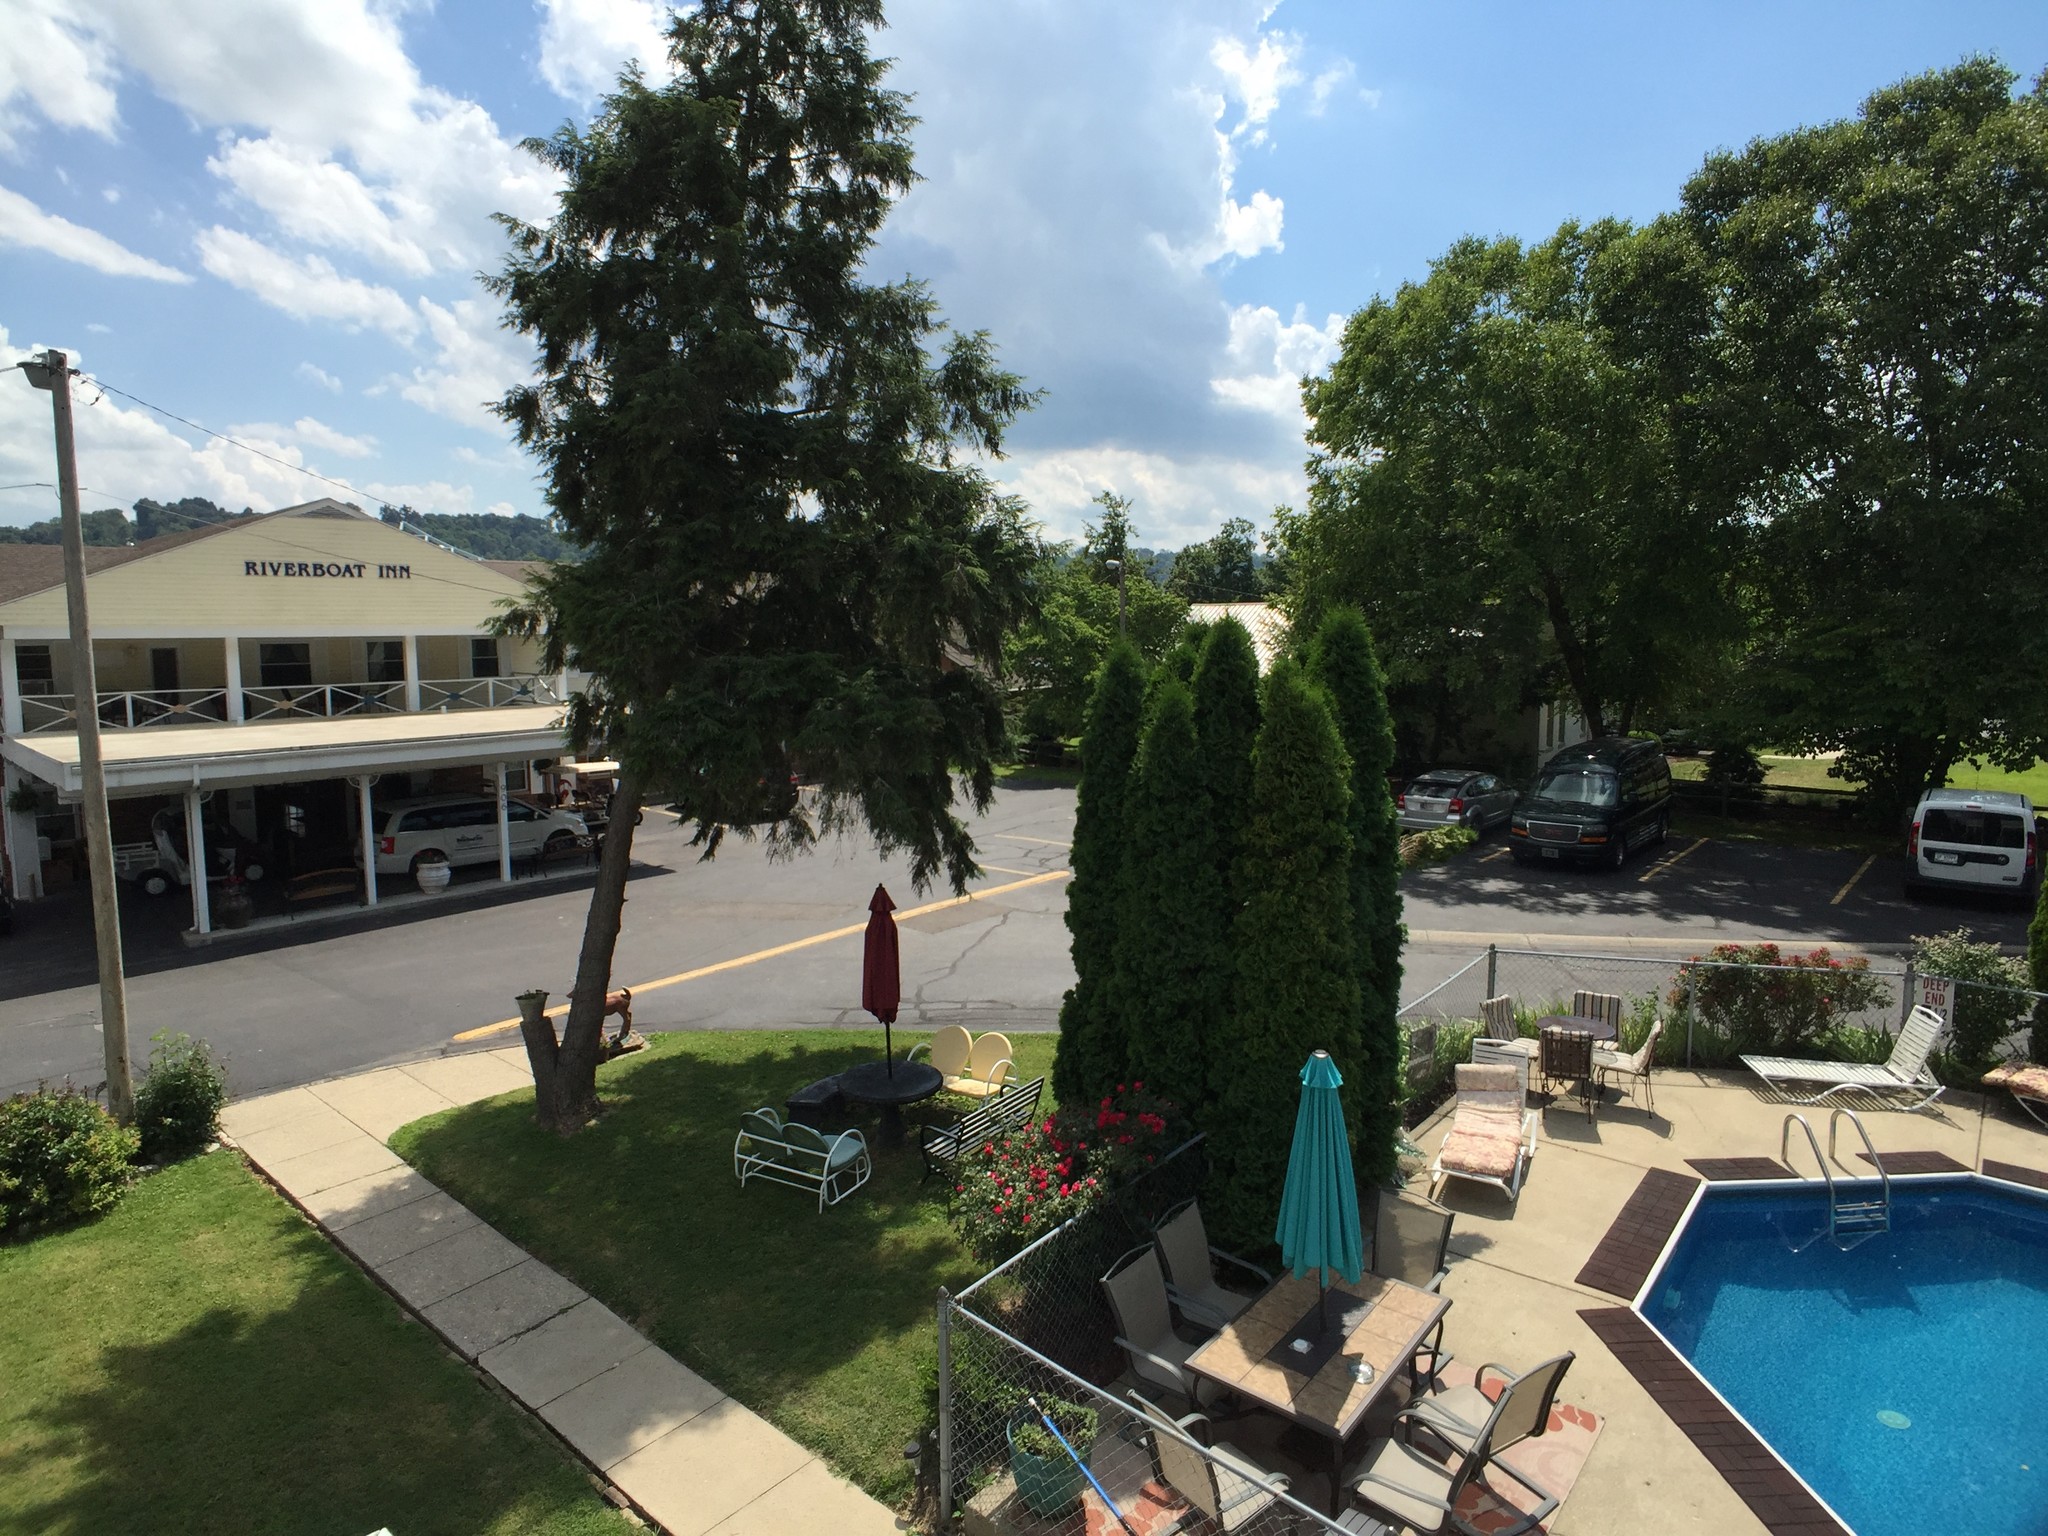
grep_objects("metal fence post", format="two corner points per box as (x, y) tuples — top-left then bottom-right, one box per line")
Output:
(935, 1286), (954, 1533)
(1900, 963), (1916, 1033)
(1485, 943), (1498, 1001)
(1684, 967), (1697, 1068)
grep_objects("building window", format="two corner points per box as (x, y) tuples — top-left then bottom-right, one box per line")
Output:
(366, 641), (404, 684)
(15, 644), (54, 696)
(469, 637), (501, 679)
(259, 643), (312, 688)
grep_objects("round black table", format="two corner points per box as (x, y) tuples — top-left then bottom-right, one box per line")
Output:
(836, 1060), (943, 1148)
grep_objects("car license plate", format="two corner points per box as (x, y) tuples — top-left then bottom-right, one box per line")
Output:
(1928, 851), (1960, 864)
(1541, 848), (1559, 860)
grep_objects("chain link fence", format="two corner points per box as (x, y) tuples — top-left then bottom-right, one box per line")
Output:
(936, 1136), (1361, 1535)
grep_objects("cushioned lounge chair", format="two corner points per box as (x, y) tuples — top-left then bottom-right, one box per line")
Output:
(1101, 1245), (1221, 1408)
(1743, 1004), (1947, 1112)
(1126, 1390), (1289, 1533)
(1983, 1061), (2048, 1128)
(1430, 1063), (1538, 1202)
(1152, 1198), (1271, 1330)
(1470, 1038), (1532, 1101)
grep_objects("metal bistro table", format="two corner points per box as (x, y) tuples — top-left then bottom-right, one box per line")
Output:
(835, 1060), (942, 1149)
(1534, 1013), (1615, 1109)
(1184, 1270), (1452, 1519)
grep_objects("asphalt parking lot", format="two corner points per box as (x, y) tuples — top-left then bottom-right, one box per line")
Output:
(0, 785), (2032, 1101)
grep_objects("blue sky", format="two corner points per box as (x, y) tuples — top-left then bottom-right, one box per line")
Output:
(4, 1), (2045, 550)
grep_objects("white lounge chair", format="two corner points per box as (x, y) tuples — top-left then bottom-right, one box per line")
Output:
(1471, 1037), (1532, 1102)
(1430, 1063), (1539, 1202)
(1742, 1005), (1947, 1112)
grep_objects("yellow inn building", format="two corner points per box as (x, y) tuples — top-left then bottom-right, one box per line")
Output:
(0, 499), (578, 933)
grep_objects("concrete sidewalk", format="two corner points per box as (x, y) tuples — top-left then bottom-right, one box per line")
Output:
(221, 1050), (899, 1536)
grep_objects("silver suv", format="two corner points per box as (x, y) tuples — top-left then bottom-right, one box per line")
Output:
(362, 794), (588, 877)
(1905, 787), (2037, 904)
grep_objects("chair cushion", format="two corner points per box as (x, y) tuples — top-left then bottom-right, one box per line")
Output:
(1440, 1104), (1525, 1180)
(825, 1134), (865, 1171)
(1352, 1436), (1455, 1531)
(1984, 1062), (2048, 1098)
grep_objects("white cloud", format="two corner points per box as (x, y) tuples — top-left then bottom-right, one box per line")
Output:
(86, 322), (112, 335)
(196, 227), (419, 339)
(358, 477), (480, 517)
(297, 361), (343, 392)
(536, 0), (674, 103)
(997, 443), (1303, 549)
(208, 137), (433, 275)
(1210, 303), (1343, 418)
(485, 500), (517, 517)
(101, 187), (121, 203)
(1211, 33), (1302, 133)
(291, 416), (377, 458)
(399, 295), (528, 433)
(0, 1), (118, 152)
(0, 184), (191, 283)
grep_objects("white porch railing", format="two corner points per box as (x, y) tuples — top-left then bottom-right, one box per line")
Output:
(15, 676), (563, 734)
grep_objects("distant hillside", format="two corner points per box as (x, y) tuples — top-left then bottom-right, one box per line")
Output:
(378, 504), (580, 562)
(0, 508), (137, 546)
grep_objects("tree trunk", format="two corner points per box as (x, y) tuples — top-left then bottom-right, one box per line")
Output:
(1541, 572), (1606, 739)
(526, 764), (646, 1134)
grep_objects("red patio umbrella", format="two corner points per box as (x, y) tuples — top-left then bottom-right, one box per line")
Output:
(861, 884), (901, 1074)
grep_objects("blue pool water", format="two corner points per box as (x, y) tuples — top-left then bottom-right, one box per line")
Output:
(1642, 1178), (2048, 1536)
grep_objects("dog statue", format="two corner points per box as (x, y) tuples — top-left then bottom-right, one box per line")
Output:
(600, 986), (643, 1057)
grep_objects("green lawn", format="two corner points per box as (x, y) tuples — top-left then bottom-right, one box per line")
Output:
(0, 1151), (630, 1536)
(1670, 751), (2048, 801)
(389, 1029), (1060, 1509)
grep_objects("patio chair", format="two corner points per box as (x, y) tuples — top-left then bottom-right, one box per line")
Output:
(1982, 1061), (2048, 1128)
(1126, 1389), (1289, 1533)
(927, 1030), (1015, 1099)
(905, 1024), (972, 1081)
(1570, 990), (1623, 1032)
(1369, 1188), (1455, 1396)
(1350, 1354), (1571, 1534)
(1152, 1198), (1272, 1330)
(732, 1107), (872, 1213)
(1594, 1019), (1665, 1115)
(1470, 1038), (1532, 1102)
(1480, 995), (1538, 1061)
(1538, 1027), (1596, 1121)
(1742, 1004), (1947, 1112)
(1429, 1064), (1539, 1203)
(1101, 1245), (1223, 1408)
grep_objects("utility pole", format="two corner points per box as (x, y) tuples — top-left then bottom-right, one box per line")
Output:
(1104, 558), (1127, 640)
(22, 350), (133, 1121)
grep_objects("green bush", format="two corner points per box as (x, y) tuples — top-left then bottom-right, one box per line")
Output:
(1669, 943), (1887, 1058)
(133, 1031), (228, 1162)
(1703, 743), (1766, 790)
(0, 1087), (139, 1235)
(1007, 1398), (1097, 1461)
(1915, 929), (2030, 1080)
(1400, 825), (1477, 868)
(2030, 877), (2048, 1063)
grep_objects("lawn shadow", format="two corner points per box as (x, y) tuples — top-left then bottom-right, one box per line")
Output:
(0, 1225), (620, 1536)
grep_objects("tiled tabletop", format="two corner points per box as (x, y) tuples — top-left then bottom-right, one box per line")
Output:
(1183, 1271), (1448, 1439)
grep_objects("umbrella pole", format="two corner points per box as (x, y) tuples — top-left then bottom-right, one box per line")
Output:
(885, 1021), (894, 1077)
(1320, 1271), (1330, 1334)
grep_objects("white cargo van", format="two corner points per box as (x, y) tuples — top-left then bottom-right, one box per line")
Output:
(1905, 787), (2037, 904)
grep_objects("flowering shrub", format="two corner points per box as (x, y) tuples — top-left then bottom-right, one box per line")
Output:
(948, 1083), (1177, 1266)
(1669, 943), (1887, 1059)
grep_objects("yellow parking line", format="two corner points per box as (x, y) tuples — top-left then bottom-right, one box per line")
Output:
(977, 863), (1046, 877)
(1639, 836), (1708, 883)
(989, 833), (1074, 849)
(451, 868), (1073, 1042)
(1831, 854), (1877, 906)
(1480, 848), (1512, 863)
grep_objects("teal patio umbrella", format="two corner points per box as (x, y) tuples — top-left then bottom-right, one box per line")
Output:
(1274, 1049), (1364, 1332)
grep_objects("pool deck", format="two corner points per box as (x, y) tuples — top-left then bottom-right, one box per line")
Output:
(1411, 1069), (2048, 1535)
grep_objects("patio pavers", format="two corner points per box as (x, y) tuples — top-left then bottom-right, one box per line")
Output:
(221, 1049), (899, 1536)
(1853, 1149), (1969, 1174)
(1573, 1167), (1699, 1298)
(1983, 1156), (2048, 1190)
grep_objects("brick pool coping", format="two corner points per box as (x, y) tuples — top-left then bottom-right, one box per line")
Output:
(1573, 1167), (1699, 1298)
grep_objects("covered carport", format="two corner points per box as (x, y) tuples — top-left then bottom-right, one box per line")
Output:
(0, 705), (570, 936)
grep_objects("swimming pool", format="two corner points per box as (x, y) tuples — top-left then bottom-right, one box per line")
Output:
(1640, 1176), (2048, 1536)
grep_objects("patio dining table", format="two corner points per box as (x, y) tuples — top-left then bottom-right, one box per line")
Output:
(1183, 1269), (1451, 1519)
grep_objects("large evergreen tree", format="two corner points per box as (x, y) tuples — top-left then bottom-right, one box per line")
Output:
(491, 0), (1038, 1131)
(1054, 643), (1147, 1103)
(1190, 616), (1261, 889)
(2029, 874), (2048, 1064)
(1308, 608), (1405, 1184)
(1113, 676), (1222, 1126)
(1207, 658), (1361, 1248)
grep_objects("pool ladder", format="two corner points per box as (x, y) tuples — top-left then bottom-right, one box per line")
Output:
(1779, 1110), (1891, 1251)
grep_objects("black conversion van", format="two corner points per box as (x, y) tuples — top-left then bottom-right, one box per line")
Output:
(1509, 737), (1673, 870)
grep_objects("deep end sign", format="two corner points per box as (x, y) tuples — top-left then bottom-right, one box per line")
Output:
(244, 560), (412, 579)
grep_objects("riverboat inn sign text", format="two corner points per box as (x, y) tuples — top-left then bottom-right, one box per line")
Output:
(243, 560), (412, 579)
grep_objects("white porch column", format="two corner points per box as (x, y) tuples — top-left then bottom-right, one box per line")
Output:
(184, 787), (211, 935)
(353, 774), (379, 908)
(2, 769), (38, 900)
(1, 634), (21, 737)
(495, 760), (513, 883)
(402, 634), (421, 712)
(223, 638), (244, 723)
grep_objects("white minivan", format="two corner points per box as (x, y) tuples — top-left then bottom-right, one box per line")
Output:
(1905, 787), (2037, 903)
(362, 794), (589, 877)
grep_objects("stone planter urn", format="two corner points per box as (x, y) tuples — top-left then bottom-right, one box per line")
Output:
(214, 881), (254, 930)
(415, 859), (453, 895)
